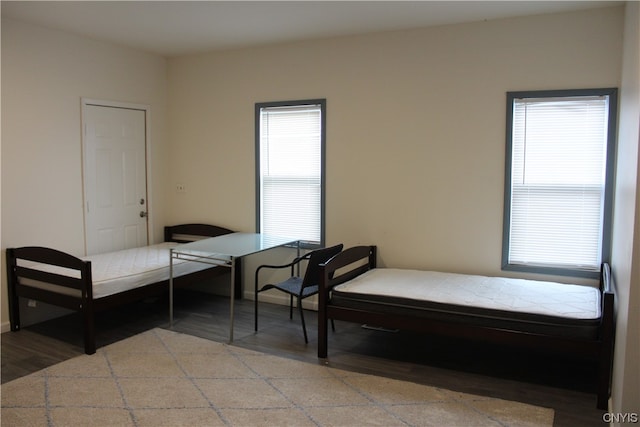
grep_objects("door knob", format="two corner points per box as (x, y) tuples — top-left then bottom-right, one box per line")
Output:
(140, 211), (148, 218)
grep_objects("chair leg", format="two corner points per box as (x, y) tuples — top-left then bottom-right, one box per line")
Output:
(254, 288), (259, 332)
(289, 295), (294, 319)
(298, 296), (309, 343)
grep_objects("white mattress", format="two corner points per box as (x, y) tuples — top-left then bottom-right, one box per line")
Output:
(333, 268), (601, 320)
(21, 243), (229, 299)
(87, 242), (229, 298)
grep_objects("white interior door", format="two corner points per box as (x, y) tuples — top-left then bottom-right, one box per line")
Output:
(83, 103), (148, 255)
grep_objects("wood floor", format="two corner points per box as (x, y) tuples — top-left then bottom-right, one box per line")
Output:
(2, 289), (607, 426)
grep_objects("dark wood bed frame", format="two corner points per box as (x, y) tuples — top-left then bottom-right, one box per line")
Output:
(317, 245), (616, 409)
(6, 223), (240, 355)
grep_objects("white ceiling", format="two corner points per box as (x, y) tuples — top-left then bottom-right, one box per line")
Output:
(2, 1), (621, 57)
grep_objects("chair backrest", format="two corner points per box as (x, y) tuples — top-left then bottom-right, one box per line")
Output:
(301, 244), (344, 288)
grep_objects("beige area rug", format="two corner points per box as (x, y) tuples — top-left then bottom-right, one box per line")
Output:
(2, 328), (554, 427)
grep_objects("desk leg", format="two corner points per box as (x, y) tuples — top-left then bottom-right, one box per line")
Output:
(234, 259), (242, 300)
(229, 258), (235, 342)
(169, 251), (174, 328)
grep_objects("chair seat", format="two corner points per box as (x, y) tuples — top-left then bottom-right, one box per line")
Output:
(264, 277), (319, 298)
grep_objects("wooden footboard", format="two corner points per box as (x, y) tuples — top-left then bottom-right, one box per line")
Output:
(6, 223), (236, 355)
(318, 245), (376, 358)
(317, 246), (616, 410)
(6, 246), (95, 352)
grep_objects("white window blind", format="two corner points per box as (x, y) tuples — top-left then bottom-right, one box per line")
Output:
(258, 103), (323, 245)
(507, 95), (610, 272)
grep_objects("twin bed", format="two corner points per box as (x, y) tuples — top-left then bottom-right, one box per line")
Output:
(6, 223), (239, 355)
(317, 245), (615, 409)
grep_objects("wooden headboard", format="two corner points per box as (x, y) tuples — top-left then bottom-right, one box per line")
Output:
(164, 223), (234, 243)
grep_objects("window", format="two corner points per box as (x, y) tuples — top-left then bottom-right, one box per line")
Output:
(502, 88), (617, 278)
(255, 99), (326, 247)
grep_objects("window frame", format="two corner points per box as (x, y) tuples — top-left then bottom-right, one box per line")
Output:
(501, 88), (618, 278)
(255, 99), (326, 249)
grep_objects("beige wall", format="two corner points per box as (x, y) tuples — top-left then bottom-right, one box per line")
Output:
(167, 6), (623, 279)
(1, 18), (169, 327)
(611, 1), (640, 417)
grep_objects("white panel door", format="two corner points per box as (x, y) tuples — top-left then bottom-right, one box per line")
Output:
(83, 104), (148, 255)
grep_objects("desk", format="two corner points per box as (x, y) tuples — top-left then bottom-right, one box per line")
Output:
(169, 232), (299, 341)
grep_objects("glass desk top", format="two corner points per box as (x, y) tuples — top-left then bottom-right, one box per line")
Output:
(170, 232), (299, 262)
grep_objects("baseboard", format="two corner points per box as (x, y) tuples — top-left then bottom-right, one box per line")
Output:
(1, 321), (12, 333)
